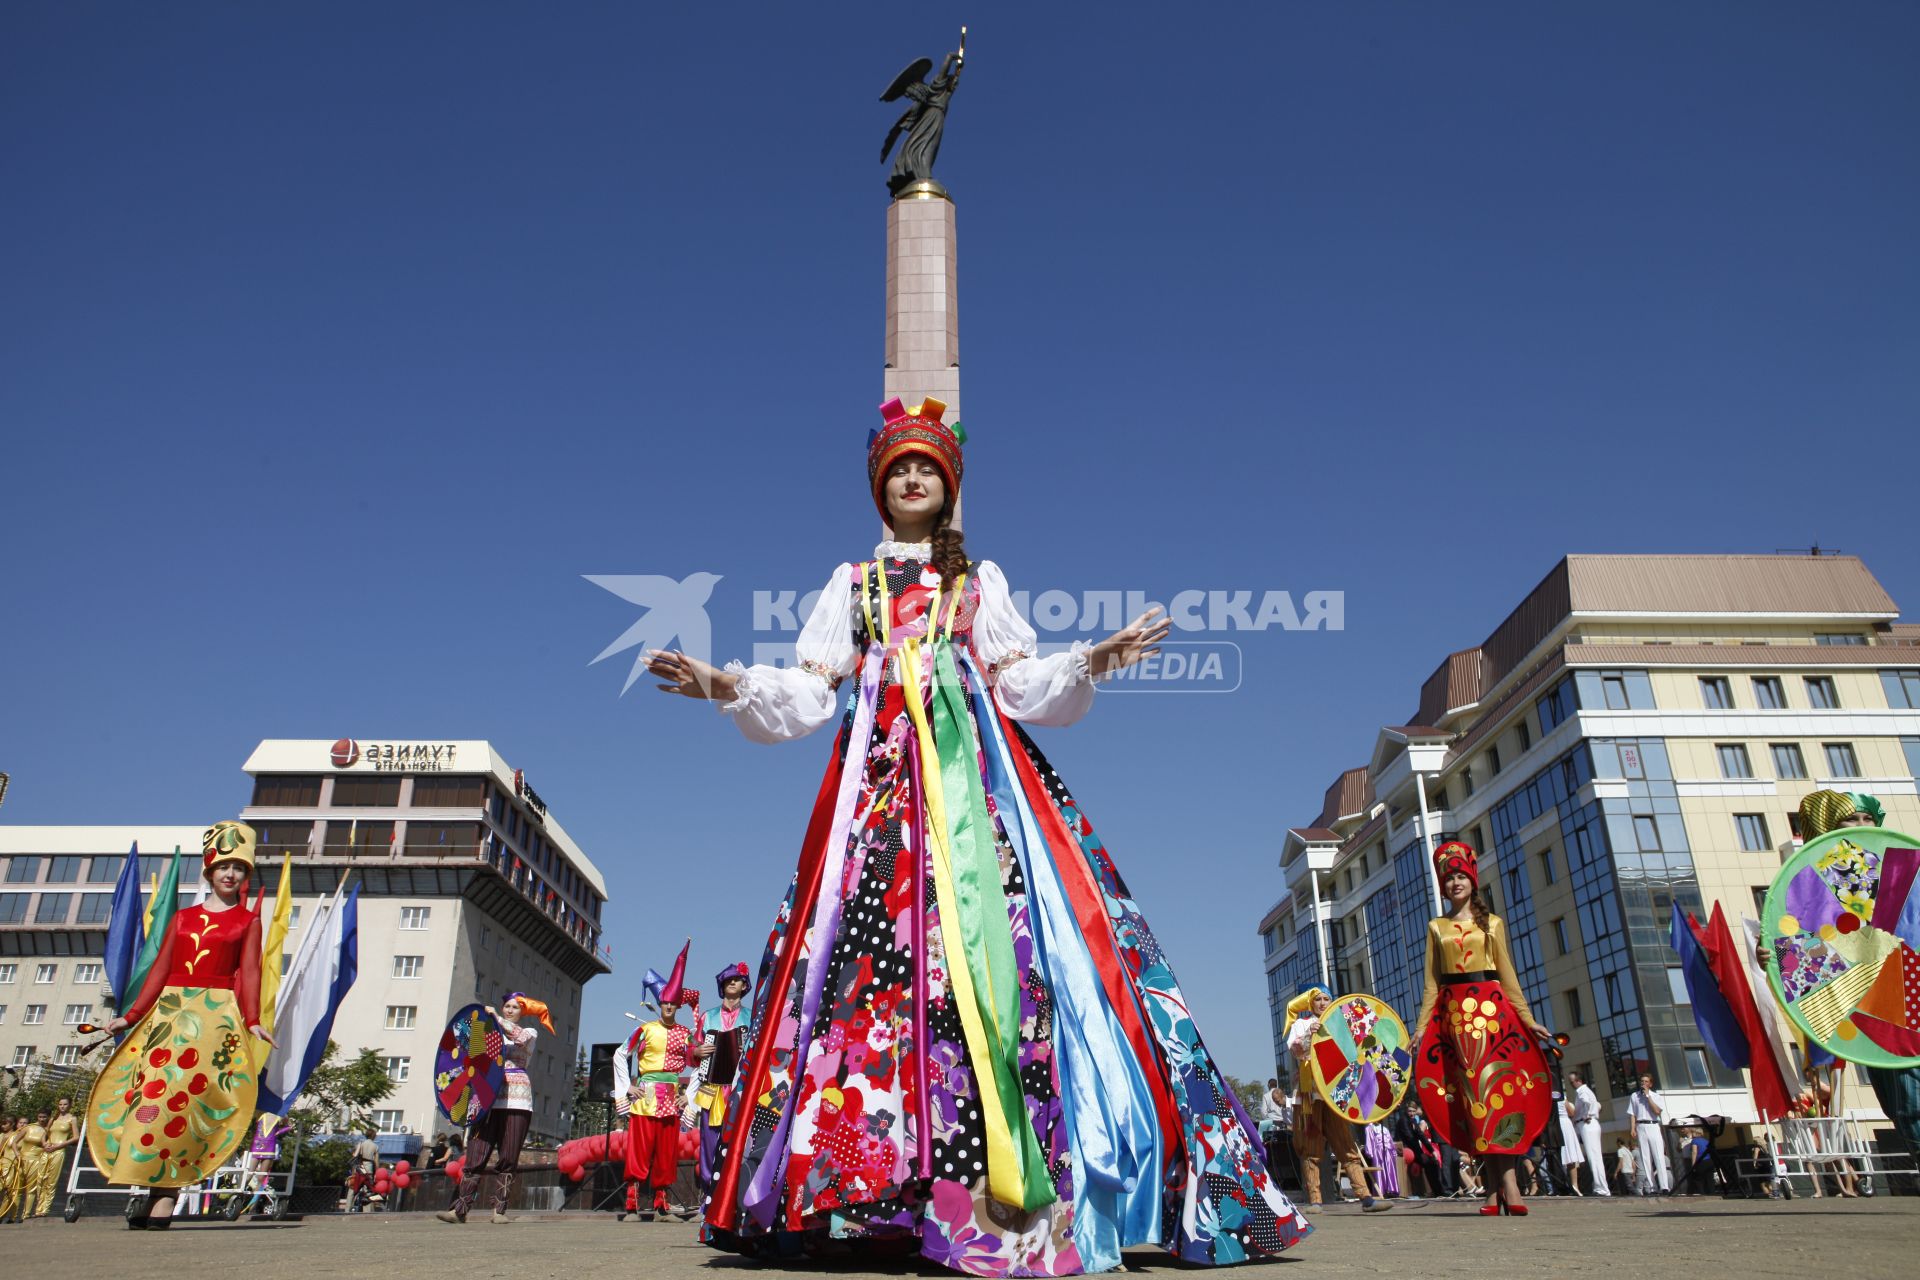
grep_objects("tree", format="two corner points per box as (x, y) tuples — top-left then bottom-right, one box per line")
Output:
(1223, 1072), (1266, 1118)
(289, 1041), (396, 1140)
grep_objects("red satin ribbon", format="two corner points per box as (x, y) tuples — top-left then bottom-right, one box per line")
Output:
(707, 722), (849, 1230)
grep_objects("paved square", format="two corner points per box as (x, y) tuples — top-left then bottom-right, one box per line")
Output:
(4, 1197), (1917, 1279)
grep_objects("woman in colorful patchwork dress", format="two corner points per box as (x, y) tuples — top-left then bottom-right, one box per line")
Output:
(643, 399), (1311, 1275)
(438, 992), (548, 1224)
(90, 821), (274, 1228)
(1409, 840), (1555, 1217)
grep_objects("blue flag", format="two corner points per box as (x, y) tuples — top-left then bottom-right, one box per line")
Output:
(102, 842), (146, 1009)
(1670, 901), (1749, 1069)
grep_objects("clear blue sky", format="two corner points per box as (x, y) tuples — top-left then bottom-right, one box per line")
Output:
(3, 3), (1916, 1081)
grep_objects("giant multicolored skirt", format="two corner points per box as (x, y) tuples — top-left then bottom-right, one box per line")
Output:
(1413, 975), (1552, 1157)
(86, 986), (258, 1188)
(707, 626), (1310, 1276)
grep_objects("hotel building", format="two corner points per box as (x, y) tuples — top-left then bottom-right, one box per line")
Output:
(1257, 554), (1918, 1131)
(1, 738), (609, 1143)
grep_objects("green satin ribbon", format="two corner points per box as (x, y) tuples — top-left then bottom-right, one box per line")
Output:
(926, 639), (1055, 1210)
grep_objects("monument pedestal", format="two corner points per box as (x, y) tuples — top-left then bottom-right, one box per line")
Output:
(883, 183), (961, 528)
(884, 184), (960, 424)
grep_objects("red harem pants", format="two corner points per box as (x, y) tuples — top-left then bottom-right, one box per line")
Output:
(625, 1112), (677, 1208)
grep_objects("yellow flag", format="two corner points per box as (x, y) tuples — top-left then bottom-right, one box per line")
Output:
(142, 871), (160, 933)
(259, 856), (294, 1034)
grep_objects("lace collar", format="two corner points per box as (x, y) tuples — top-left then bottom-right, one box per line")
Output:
(874, 540), (933, 560)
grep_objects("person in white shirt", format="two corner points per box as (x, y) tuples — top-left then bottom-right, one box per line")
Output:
(1627, 1074), (1671, 1193)
(1259, 1077), (1293, 1134)
(1613, 1138), (1636, 1195)
(1566, 1071), (1610, 1196)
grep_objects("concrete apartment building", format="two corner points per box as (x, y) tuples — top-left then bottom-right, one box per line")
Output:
(2, 738), (609, 1144)
(1257, 554), (1918, 1136)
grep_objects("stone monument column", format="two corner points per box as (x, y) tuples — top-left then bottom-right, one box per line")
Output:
(883, 179), (961, 527)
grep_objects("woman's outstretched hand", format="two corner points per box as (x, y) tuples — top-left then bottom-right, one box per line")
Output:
(1088, 607), (1171, 681)
(645, 649), (737, 702)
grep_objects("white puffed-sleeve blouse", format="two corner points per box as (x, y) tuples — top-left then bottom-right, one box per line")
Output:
(719, 545), (1095, 743)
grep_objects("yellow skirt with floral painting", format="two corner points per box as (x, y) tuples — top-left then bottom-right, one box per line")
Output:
(86, 986), (258, 1188)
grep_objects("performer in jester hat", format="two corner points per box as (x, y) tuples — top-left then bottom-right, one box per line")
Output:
(615, 950), (707, 1221)
(1792, 790), (1920, 1165)
(643, 400), (1310, 1275)
(437, 992), (551, 1224)
(1282, 988), (1390, 1211)
(1409, 840), (1556, 1216)
(90, 821), (276, 1228)
(688, 961), (753, 1200)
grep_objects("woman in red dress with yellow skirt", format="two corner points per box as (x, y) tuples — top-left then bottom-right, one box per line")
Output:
(88, 822), (275, 1228)
(1409, 841), (1555, 1216)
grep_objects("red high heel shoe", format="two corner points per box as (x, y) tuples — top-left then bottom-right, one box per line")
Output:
(1478, 1203), (1502, 1216)
(1502, 1203), (1529, 1216)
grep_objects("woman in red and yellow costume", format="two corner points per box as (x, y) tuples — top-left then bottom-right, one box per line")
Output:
(1409, 840), (1555, 1216)
(88, 821), (274, 1228)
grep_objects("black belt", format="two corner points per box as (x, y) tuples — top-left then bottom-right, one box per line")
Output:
(1439, 970), (1498, 986)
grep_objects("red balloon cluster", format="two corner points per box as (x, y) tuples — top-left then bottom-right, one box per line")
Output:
(446, 1156), (464, 1184)
(364, 1159), (416, 1197)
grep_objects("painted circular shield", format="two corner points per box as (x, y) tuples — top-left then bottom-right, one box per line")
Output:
(1763, 824), (1920, 1069)
(1307, 993), (1413, 1124)
(434, 1003), (507, 1126)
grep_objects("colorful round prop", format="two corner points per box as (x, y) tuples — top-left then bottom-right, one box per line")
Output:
(434, 1002), (508, 1125)
(1306, 993), (1413, 1124)
(1763, 824), (1920, 1068)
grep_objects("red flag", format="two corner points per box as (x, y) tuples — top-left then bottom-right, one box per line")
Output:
(1703, 903), (1793, 1121)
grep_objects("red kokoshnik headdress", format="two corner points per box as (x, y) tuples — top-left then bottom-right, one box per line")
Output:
(868, 397), (965, 521)
(1433, 839), (1478, 888)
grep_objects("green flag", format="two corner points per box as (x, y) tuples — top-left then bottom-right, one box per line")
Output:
(121, 846), (183, 1014)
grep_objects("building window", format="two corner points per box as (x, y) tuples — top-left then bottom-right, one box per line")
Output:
(63, 1003), (90, 1025)
(55, 1045), (81, 1066)
(0, 895), (25, 925)
(1881, 670), (1920, 709)
(1716, 744), (1753, 779)
(1753, 885), (1770, 917)
(1824, 743), (1861, 778)
(400, 906), (430, 930)
(392, 956), (424, 979)
(384, 1056), (411, 1083)
(46, 856), (83, 882)
(1805, 677), (1839, 710)
(1537, 847), (1557, 886)
(1565, 988), (1585, 1027)
(1815, 633), (1867, 646)
(1666, 967), (1690, 1006)
(251, 775), (323, 807)
(1752, 677), (1786, 710)
(10, 1047), (32, 1066)
(372, 1109), (405, 1134)
(1633, 816), (1662, 850)
(1905, 737), (1920, 782)
(35, 964), (57, 984)
(410, 776), (487, 808)
(385, 1005), (417, 1030)
(1771, 743), (1808, 779)
(1736, 814), (1771, 852)
(5, 857), (41, 883)
(1517, 718), (1532, 753)
(1538, 677), (1577, 732)
(286, 905), (302, 929)
(404, 822), (482, 856)
(1461, 769), (1475, 799)
(331, 776), (403, 807)
(86, 857), (120, 883)
(0, 963), (15, 983)
(76, 893), (113, 924)
(0, 1005), (7, 1023)
(280, 953), (291, 977)
(1684, 1048), (1713, 1087)
(1488, 745), (1503, 776)
(254, 824), (315, 858)
(1700, 677), (1734, 710)
(1553, 917), (1571, 956)
(325, 820), (394, 854)
(24, 1004), (47, 1024)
